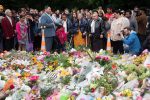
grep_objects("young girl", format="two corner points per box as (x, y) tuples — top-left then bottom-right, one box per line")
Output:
(16, 15), (28, 51)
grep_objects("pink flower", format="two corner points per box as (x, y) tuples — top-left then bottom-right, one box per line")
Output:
(44, 52), (47, 55)
(104, 57), (110, 61)
(40, 59), (44, 62)
(47, 52), (50, 56)
(136, 96), (142, 100)
(72, 92), (78, 96)
(142, 49), (148, 54)
(29, 76), (39, 81)
(46, 96), (53, 100)
(46, 93), (60, 100)
(95, 56), (101, 60)
(25, 93), (35, 100)
(62, 51), (66, 54)
(44, 52), (50, 56)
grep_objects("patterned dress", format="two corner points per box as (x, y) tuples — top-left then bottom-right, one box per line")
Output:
(18, 23), (27, 45)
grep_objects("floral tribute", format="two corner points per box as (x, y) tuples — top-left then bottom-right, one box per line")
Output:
(0, 49), (149, 100)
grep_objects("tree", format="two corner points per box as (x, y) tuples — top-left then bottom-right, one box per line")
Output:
(1, 0), (150, 10)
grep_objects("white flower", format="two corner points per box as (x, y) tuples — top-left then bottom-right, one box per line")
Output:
(5, 96), (13, 100)
(20, 84), (31, 93)
(70, 48), (77, 52)
(0, 80), (5, 90)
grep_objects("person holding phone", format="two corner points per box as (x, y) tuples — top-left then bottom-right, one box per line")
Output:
(121, 27), (141, 55)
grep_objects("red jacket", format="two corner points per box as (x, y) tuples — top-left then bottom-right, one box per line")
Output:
(1, 16), (15, 38)
(56, 27), (67, 44)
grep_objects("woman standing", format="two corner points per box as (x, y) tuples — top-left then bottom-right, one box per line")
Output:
(71, 12), (78, 47)
(16, 15), (28, 51)
(33, 14), (41, 51)
(73, 13), (87, 47)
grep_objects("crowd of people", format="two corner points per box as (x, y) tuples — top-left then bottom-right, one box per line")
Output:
(0, 4), (150, 55)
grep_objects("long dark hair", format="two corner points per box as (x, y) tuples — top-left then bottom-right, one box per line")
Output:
(71, 12), (77, 22)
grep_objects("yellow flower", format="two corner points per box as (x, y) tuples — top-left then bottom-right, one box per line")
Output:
(32, 57), (37, 63)
(2, 63), (7, 68)
(59, 69), (70, 77)
(68, 57), (73, 63)
(15, 73), (21, 77)
(96, 97), (102, 100)
(121, 89), (132, 97)
(68, 96), (75, 100)
(56, 66), (63, 70)
(53, 60), (58, 66)
(103, 97), (111, 100)
(49, 65), (54, 71)
(37, 62), (43, 71)
(45, 65), (54, 71)
(37, 62), (43, 67)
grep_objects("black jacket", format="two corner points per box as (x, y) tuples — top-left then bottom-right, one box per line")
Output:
(143, 34), (150, 51)
(27, 19), (35, 42)
(72, 18), (87, 34)
(89, 18), (105, 39)
(0, 13), (5, 38)
(66, 19), (72, 34)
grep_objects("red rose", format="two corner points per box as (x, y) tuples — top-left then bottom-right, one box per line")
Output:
(10, 84), (15, 90)
(18, 76), (22, 78)
(91, 88), (95, 93)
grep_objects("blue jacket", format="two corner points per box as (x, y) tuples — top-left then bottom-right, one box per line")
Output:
(40, 13), (56, 37)
(123, 31), (141, 54)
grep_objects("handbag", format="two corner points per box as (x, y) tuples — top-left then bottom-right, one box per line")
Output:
(26, 28), (33, 52)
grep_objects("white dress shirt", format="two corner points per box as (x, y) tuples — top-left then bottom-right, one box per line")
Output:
(91, 20), (95, 33)
(63, 20), (67, 33)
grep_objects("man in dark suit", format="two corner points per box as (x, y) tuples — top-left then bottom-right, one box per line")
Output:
(89, 11), (105, 52)
(0, 5), (5, 52)
(40, 6), (56, 52)
(1, 9), (15, 51)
